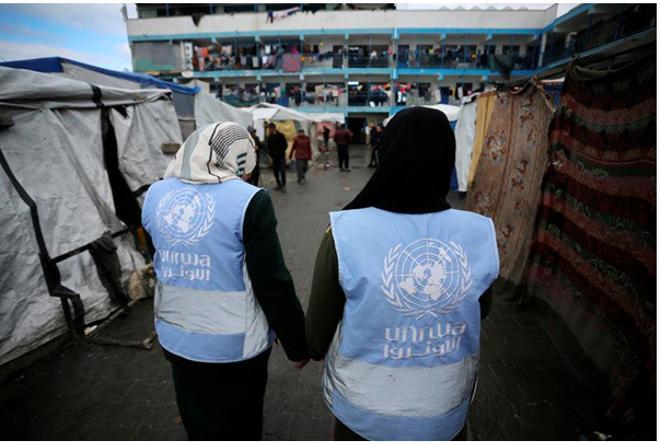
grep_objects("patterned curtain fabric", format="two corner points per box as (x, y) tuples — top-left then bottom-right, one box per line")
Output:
(466, 84), (554, 286)
(467, 91), (497, 188)
(526, 56), (656, 422)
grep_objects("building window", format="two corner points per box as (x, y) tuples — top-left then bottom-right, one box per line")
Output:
(502, 45), (521, 56)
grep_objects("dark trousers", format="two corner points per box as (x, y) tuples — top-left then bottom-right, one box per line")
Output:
(337, 144), (349, 170)
(295, 159), (308, 182)
(271, 156), (286, 187)
(165, 348), (271, 441)
(249, 160), (260, 186)
(368, 146), (379, 167)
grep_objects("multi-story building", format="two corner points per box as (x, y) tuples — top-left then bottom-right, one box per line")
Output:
(125, 3), (655, 129)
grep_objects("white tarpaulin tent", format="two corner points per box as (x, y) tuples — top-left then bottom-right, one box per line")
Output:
(248, 102), (319, 123)
(247, 102), (319, 142)
(0, 65), (178, 365)
(109, 98), (182, 193)
(0, 57), (252, 141)
(194, 92), (253, 129)
(313, 113), (346, 124)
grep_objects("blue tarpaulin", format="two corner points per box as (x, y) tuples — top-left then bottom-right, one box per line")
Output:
(0, 57), (200, 95)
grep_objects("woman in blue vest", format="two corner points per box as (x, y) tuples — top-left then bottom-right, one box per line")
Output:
(306, 107), (499, 440)
(142, 122), (309, 440)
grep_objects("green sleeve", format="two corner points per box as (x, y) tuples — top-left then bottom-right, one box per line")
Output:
(243, 190), (309, 362)
(305, 228), (346, 360)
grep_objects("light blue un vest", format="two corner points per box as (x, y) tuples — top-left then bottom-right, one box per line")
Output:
(325, 208), (499, 440)
(142, 177), (273, 363)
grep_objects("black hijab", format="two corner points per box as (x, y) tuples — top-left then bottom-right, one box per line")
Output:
(343, 107), (455, 214)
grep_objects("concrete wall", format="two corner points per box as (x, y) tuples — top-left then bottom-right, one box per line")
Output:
(127, 7), (558, 38)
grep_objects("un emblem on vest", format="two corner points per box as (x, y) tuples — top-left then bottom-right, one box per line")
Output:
(381, 238), (473, 319)
(156, 188), (215, 246)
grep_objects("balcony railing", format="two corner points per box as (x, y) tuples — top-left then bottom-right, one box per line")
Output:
(288, 94), (347, 108)
(347, 56), (390, 68)
(348, 91), (390, 107)
(156, 49), (541, 74)
(397, 52), (536, 71)
(543, 7), (655, 66)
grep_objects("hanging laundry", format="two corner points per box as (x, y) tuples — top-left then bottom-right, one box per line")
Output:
(467, 91), (497, 188)
(466, 83), (554, 286)
(454, 95), (478, 192)
(271, 6), (301, 21)
(526, 56), (656, 423)
(282, 53), (301, 72)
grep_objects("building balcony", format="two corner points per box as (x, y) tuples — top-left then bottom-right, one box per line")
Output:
(398, 53), (537, 71)
(542, 4), (655, 68)
(182, 51), (539, 80)
(347, 55), (391, 68)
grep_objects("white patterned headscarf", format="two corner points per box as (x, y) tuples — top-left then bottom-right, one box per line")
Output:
(164, 122), (257, 184)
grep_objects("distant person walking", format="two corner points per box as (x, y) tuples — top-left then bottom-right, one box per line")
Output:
(247, 125), (262, 186)
(333, 124), (353, 172)
(142, 122), (309, 440)
(322, 126), (331, 169)
(368, 123), (382, 168)
(323, 126), (331, 150)
(266, 123), (288, 192)
(289, 129), (312, 184)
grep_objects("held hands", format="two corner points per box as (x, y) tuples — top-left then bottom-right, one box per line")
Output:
(293, 358), (310, 369)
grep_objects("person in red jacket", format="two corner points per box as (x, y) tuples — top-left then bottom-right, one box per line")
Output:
(333, 124), (353, 172)
(289, 129), (313, 184)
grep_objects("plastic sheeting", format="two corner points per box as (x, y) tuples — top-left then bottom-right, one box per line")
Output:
(3, 108), (119, 254)
(0, 57), (200, 95)
(110, 99), (182, 192)
(248, 103), (318, 144)
(61, 61), (139, 90)
(0, 66), (162, 365)
(194, 92), (253, 129)
(454, 99), (478, 192)
(0, 67), (167, 109)
(0, 106), (147, 365)
(0, 169), (63, 365)
(313, 113), (346, 124)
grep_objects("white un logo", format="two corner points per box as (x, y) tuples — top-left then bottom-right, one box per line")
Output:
(381, 238), (473, 319)
(156, 188), (215, 246)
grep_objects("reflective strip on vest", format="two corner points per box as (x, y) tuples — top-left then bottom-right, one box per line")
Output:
(323, 331), (477, 441)
(142, 177), (272, 363)
(324, 207), (499, 440)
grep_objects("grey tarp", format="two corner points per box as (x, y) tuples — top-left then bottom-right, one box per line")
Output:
(0, 66), (163, 365)
(109, 99), (182, 192)
(59, 61), (140, 90)
(36, 59), (250, 139)
(0, 168), (62, 364)
(0, 68), (166, 109)
(194, 92), (253, 129)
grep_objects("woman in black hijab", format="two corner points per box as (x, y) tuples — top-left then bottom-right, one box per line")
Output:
(344, 107), (455, 213)
(305, 107), (494, 441)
